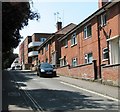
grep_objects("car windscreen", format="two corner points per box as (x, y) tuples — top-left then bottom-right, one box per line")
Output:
(16, 65), (20, 68)
(40, 63), (53, 68)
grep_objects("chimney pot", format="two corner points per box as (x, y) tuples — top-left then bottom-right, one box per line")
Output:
(98, 0), (108, 9)
(56, 22), (62, 31)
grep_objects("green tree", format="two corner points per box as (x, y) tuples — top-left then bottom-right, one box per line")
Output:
(3, 50), (18, 69)
(2, 1), (40, 69)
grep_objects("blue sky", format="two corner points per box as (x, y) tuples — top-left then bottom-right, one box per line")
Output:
(14, 1), (98, 54)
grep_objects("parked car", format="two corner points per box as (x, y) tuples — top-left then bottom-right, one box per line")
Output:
(11, 65), (22, 70)
(11, 66), (15, 70)
(37, 63), (56, 77)
(15, 65), (22, 70)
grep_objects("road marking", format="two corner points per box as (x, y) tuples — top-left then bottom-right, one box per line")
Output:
(23, 90), (44, 112)
(60, 81), (119, 102)
(12, 73), (44, 112)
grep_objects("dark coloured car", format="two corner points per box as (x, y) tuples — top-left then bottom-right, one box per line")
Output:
(37, 63), (56, 77)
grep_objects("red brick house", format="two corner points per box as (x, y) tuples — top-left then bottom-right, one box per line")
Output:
(19, 42), (24, 65)
(57, 0), (120, 86)
(37, 22), (76, 67)
(19, 33), (52, 70)
(22, 36), (32, 69)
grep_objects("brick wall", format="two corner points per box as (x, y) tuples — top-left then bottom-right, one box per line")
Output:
(101, 64), (120, 86)
(24, 36), (29, 64)
(57, 63), (95, 80)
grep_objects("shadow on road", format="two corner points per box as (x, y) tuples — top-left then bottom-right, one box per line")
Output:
(26, 89), (118, 112)
(2, 70), (118, 112)
(2, 70), (32, 111)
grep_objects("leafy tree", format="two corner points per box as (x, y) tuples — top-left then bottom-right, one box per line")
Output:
(3, 50), (18, 69)
(2, 1), (40, 69)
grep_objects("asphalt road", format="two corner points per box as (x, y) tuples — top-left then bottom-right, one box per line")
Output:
(2, 70), (119, 112)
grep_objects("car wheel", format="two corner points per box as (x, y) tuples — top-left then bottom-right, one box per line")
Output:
(53, 72), (56, 77)
(37, 72), (39, 76)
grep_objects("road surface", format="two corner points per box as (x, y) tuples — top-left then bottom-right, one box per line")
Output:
(2, 70), (119, 112)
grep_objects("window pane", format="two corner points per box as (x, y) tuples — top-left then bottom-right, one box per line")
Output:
(85, 54), (88, 63)
(71, 37), (73, 45)
(103, 14), (107, 25)
(88, 53), (93, 63)
(103, 48), (108, 59)
(65, 39), (68, 47)
(71, 33), (77, 45)
(87, 25), (92, 37)
(72, 58), (77, 67)
(84, 26), (87, 38)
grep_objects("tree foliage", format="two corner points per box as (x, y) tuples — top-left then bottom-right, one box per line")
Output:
(3, 50), (18, 69)
(2, 1), (40, 69)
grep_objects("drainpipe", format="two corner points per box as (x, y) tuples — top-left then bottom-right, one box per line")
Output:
(102, 27), (111, 65)
(106, 29), (111, 64)
(97, 17), (101, 79)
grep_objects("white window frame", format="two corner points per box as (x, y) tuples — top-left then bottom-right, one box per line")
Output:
(60, 58), (64, 67)
(45, 44), (48, 51)
(71, 33), (77, 46)
(102, 47), (108, 60)
(72, 58), (77, 67)
(99, 13), (107, 27)
(65, 38), (68, 48)
(84, 24), (92, 39)
(60, 56), (67, 67)
(85, 53), (93, 64)
(102, 13), (107, 26)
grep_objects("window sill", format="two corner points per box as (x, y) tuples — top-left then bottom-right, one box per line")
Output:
(99, 24), (107, 30)
(102, 59), (108, 62)
(71, 43), (77, 47)
(84, 36), (92, 40)
(65, 45), (68, 48)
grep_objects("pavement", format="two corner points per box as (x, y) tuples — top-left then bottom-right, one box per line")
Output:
(57, 75), (119, 100)
(26, 70), (119, 100)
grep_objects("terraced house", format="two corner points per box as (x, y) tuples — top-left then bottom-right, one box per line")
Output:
(19, 0), (120, 86)
(37, 22), (76, 67)
(57, 0), (120, 86)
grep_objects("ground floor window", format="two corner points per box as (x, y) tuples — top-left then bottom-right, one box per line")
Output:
(109, 36), (120, 64)
(60, 56), (67, 67)
(85, 53), (93, 64)
(102, 47), (108, 60)
(72, 58), (77, 67)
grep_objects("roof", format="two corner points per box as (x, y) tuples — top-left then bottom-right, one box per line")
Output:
(58, 0), (118, 41)
(31, 33), (52, 37)
(37, 23), (77, 50)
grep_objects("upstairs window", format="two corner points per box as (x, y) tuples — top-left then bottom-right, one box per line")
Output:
(102, 13), (107, 26)
(45, 44), (48, 51)
(40, 38), (46, 42)
(41, 48), (44, 55)
(71, 33), (77, 46)
(85, 53), (93, 64)
(99, 13), (107, 27)
(84, 24), (92, 39)
(72, 58), (77, 67)
(64, 38), (68, 48)
(103, 48), (108, 60)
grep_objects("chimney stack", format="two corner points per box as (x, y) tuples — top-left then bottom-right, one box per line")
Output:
(98, 0), (108, 9)
(56, 22), (62, 31)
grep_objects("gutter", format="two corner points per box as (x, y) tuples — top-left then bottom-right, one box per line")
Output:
(59, 1), (117, 42)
